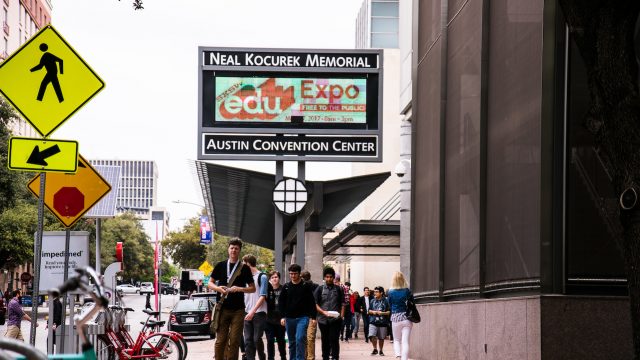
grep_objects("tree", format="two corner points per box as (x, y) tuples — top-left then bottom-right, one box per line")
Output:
(0, 99), (30, 214)
(160, 263), (179, 283)
(99, 213), (155, 282)
(0, 201), (62, 270)
(163, 216), (275, 272)
(206, 232), (275, 272)
(558, 2), (640, 357)
(118, 0), (143, 10)
(162, 217), (207, 269)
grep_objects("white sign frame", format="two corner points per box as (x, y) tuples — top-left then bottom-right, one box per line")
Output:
(37, 231), (90, 293)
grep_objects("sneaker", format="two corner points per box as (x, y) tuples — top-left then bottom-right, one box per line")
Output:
(371, 349), (378, 356)
(379, 351), (385, 356)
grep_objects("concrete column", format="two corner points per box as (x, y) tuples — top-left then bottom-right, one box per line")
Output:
(399, 117), (412, 281)
(304, 231), (324, 283)
(284, 253), (293, 282)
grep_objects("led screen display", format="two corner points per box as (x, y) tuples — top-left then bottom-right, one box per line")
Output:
(214, 76), (367, 124)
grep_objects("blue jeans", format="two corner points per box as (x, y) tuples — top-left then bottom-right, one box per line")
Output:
(285, 317), (309, 360)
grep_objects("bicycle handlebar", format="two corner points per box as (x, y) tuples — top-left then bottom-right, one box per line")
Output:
(0, 266), (107, 360)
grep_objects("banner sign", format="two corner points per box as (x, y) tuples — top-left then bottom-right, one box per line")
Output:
(200, 215), (212, 245)
(203, 50), (379, 69)
(189, 270), (204, 281)
(37, 231), (89, 293)
(215, 76), (367, 125)
(198, 47), (383, 162)
(202, 133), (378, 161)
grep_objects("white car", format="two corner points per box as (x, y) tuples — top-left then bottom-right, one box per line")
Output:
(116, 284), (139, 294)
(140, 282), (154, 295)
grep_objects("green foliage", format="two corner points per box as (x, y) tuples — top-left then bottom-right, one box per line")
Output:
(206, 231), (275, 273)
(160, 262), (179, 283)
(97, 213), (155, 282)
(0, 202), (54, 269)
(162, 217), (207, 269)
(163, 216), (275, 273)
(0, 99), (31, 213)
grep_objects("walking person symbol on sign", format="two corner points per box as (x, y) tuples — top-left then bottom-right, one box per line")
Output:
(30, 43), (64, 103)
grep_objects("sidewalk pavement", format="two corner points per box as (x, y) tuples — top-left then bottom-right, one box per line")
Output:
(187, 337), (403, 360)
(330, 338), (396, 358)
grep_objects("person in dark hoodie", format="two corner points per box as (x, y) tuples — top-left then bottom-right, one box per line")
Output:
(278, 264), (317, 360)
(301, 270), (319, 360)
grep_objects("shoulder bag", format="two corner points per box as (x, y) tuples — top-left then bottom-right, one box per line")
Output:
(405, 296), (421, 323)
(210, 263), (244, 337)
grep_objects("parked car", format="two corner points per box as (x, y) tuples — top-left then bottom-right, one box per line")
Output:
(167, 298), (213, 338)
(116, 284), (139, 294)
(160, 282), (178, 295)
(139, 282), (154, 295)
(190, 292), (217, 305)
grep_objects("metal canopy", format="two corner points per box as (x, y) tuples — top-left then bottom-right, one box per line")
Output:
(195, 161), (390, 250)
(323, 220), (400, 262)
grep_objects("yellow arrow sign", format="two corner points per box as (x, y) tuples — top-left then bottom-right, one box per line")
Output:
(198, 261), (214, 275)
(8, 137), (78, 173)
(27, 155), (111, 227)
(0, 25), (104, 137)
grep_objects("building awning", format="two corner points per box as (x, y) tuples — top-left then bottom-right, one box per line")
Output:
(195, 161), (390, 250)
(323, 220), (400, 262)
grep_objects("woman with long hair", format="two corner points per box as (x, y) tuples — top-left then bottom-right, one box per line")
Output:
(387, 271), (414, 360)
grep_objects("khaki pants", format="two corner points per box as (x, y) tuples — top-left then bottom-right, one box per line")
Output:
(5, 325), (24, 341)
(306, 319), (317, 360)
(215, 308), (245, 360)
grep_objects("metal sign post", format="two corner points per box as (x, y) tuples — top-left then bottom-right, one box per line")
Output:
(275, 161), (284, 277)
(29, 173), (46, 345)
(296, 161), (306, 269)
(58, 228), (71, 353)
(96, 219), (101, 275)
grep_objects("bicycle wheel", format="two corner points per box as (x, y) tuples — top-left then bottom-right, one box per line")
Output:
(147, 333), (188, 360)
(143, 334), (184, 360)
(95, 335), (115, 360)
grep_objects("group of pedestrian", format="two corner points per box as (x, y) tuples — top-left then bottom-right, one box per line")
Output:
(208, 237), (415, 360)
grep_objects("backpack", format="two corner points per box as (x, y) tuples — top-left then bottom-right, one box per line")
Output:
(257, 272), (275, 312)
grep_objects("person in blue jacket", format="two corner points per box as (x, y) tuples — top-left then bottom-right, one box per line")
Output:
(387, 272), (414, 360)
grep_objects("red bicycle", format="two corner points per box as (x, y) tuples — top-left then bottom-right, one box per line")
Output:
(95, 306), (186, 360)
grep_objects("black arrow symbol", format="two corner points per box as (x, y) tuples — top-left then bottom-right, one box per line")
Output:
(27, 144), (61, 166)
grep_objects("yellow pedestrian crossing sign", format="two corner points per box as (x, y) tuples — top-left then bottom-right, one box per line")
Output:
(199, 261), (213, 275)
(0, 25), (104, 137)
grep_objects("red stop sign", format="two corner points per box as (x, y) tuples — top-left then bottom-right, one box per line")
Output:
(53, 187), (85, 217)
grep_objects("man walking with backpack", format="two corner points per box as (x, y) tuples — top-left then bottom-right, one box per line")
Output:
(243, 254), (269, 360)
(314, 267), (345, 360)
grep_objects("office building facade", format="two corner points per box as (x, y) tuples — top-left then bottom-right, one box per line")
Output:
(89, 159), (159, 217)
(3, 0), (51, 138)
(409, 0), (632, 358)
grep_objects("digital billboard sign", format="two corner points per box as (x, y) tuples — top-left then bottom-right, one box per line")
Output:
(215, 76), (368, 125)
(198, 48), (383, 162)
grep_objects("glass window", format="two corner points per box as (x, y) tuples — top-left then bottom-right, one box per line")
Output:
(412, 39), (443, 294)
(372, 1), (399, 17)
(486, 0), (543, 283)
(443, 0), (481, 290)
(371, 33), (398, 48)
(565, 38), (625, 282)
(371, 18), (398, 33)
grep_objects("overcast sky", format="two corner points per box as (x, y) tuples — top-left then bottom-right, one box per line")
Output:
(50, 0), (364, 230)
